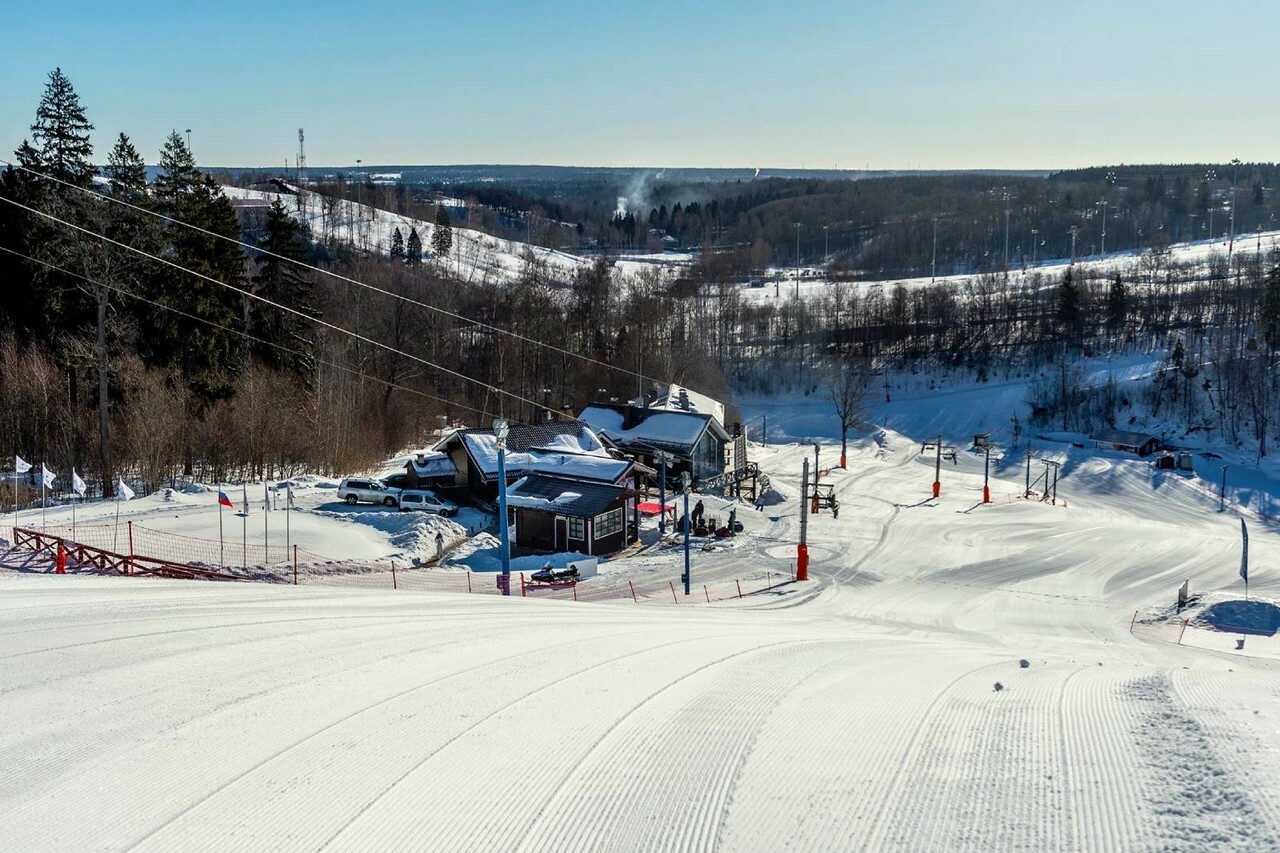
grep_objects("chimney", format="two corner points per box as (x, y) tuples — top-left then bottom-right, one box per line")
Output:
(677, 388), (690, 411)
(416, 453), (427, 465)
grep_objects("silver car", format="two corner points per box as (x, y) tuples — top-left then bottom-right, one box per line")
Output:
(338, 477), (399, 507)
(398, 489), (459, 517)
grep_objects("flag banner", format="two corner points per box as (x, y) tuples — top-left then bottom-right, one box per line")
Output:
(218, 489), (234, 509)
(15, 456), (31, 474)
(71, 469), (87, 497)
(117, 479), (135, 501)
(41, 464), (56, 489)
(1241, 518), (1249, 582)
(287, 483), (295, 508)
(243, 483), (250, 515)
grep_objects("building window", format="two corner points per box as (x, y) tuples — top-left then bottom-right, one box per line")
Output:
(568, 517), (585, 539)
(595, 508), (623, 539)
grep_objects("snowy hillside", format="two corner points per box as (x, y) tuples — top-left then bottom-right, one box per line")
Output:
(5, 371), (1280, 848)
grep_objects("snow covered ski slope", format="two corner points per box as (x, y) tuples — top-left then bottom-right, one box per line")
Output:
(4, 425), (1280, 850)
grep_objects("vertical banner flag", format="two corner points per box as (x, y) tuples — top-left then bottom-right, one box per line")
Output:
(243, 483), (250, 516)
(71, 469), (87, 497)
(117, 479), (135, 501)
(218, 488), (234, 509)
(41, 464), (56, 489)
(1241, 518), (1249, 583)
(15, 456), (31, 474)
(287, 483), (295, 508)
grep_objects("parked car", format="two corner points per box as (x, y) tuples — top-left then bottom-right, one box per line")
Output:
(381, 473), (410, 490)
(338, 477), (399, 506)
(398, 489), (459, 517)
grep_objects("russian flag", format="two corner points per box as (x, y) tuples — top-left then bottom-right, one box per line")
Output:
(218, 490), (235, 509)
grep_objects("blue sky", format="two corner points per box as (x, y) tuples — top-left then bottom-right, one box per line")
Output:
(2, 0), (1275, 169)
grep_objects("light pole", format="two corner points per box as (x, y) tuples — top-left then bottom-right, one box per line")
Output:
(931, 215), (939, 282)
(1097, 199), (1109, 256)
(1003, 191), (1011, 275)
(1206, 169), (1217, 244)
(1069, 226), (1080, 265)
(794, 222), (802, 299)
(184, 128), (191, 150)
(494, 418), (512, 594)
(932, 434), (943, 498)
(680, 472), (691, 595)
(1229, 158), (1242, 261)
(823, 224), (830, 279)
(812, 443), (820, 513)
(1030, 228), (1039, 266)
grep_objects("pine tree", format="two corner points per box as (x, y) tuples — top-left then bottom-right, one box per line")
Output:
(1106, 273), (1126, 336)
(406, 227), (422, 264)
(104, 133), (147, 202)
(431, 205), (453, 258)
(20, 67), (95, 188)
(1056, 267), (1082, 341)
(249, 199), (314, 377)
(153, 130), (200, 214)
(1261, 266), (1280, 351)
(390, 226), (404, 259)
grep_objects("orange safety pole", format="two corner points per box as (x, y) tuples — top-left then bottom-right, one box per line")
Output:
(55, 543), (66, 574)
(520, 572), (526, 597)
(796, 544), (808, 582)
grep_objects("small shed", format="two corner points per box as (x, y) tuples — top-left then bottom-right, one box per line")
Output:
(1092, 429), (1162, 457)
(506, 474), (634, 556)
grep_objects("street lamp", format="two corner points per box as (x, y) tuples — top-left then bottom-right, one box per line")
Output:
(1229, 158), (1242, 261)
(1097, 199), (1109, 256)
(794, 222), (802, 299)
(494, 418), (512, 593)
(931, 215), (939, 282)
(1030, 228), (1039, 266)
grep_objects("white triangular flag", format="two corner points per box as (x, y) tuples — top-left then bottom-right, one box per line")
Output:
(71, 468), (87, 497)
(117, 478), (135, 501)
(15, 456), (31, 474)
(243, 482), (250, 515)
(40, 464), (56, 489)
(287, 482), (295, 508)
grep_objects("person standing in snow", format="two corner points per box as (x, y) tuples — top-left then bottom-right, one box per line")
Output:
(692, 499), (705, 527)
(435, 531), (444, 561)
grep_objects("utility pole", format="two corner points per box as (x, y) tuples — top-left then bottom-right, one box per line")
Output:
(1069, 226), (1080, 265)
(1043, 459), (1061, 504)
(1097, 199), (1109, 256)
(1003, 191), (1011, 275)
(823, 224), (830, 279)
(933, 434), (943, 498)
(1030, 228), (1039, 266)
(1024, 449), (1036, 498)
(1206, 168), (1217, 244)
(812, 443), (821, 513)
(798, 458), (810, 581)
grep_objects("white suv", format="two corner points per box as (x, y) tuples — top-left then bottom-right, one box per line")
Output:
(338, 477), (399, 507)
(398, 489), (459, 517)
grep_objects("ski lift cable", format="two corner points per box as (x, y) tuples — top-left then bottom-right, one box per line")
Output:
(2, 159), (663, 390)
(0, 244), (495, 419)
(0, 194), (549, 413)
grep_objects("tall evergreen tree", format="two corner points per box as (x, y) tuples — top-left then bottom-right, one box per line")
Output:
(1105, 273), (1126, 336)
(19, 67), (95, 188)
(249, 199), (314, 378)
(1261, 266), (1280, 351)
(406, 226), (422, 264)
(390, 226), (404, 259)
(431, 206), (453, 258)
(1056, 267), (1082, 341)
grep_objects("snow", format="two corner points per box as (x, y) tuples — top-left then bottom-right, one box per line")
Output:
(579, 406), (711, 449)
(458, 431), (611, 480)
(8, 368), (1280, 848)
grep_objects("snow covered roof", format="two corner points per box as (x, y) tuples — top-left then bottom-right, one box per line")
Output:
(636, 383), (726, 426)
(1093, 430), (1161, 447)
(437, 420), (615, 481)
(578, 405), (728, 454)
(505, 474), (628, 518)
(407, 452), (458, 478)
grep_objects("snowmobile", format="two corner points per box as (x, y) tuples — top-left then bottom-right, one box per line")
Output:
(530, 564), (579, 584)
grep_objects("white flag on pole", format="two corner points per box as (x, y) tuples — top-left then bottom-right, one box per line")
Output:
(287, 482), (295, 508)
(15, 456), (31, 474)
(71, 468), (87, 497)
(117, 478), (135, 501)
(41, 464), (56, 489)
(243, 482), (250, 515)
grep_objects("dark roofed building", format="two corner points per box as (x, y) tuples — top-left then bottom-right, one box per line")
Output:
(431, 419), (609, 500)
(1092, 430), (1162, 457)
(506, 474), (634, 555)
(578, 404), (730, 484)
